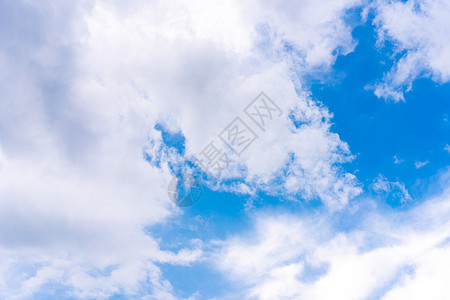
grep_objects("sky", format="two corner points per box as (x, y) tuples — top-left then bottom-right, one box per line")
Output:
(0, 0), (449, 299)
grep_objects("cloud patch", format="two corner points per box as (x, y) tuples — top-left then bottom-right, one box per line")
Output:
(373, 0), (450, 101)
(213, 182), (450, 299)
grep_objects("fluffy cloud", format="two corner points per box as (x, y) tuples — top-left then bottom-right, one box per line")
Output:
(373, 0), (450, 101)
(0, 1), (199, 299)
(213, 181), (450, 300)
(91, 0), (363, 208)
(0, 0), (365, 298)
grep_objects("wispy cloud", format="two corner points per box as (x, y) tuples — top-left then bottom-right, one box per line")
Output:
(393, 155), (404, 164)
(213, 183), (450, 299)
(415, 160), (429, 169)
(445, 144), (450, 153)
(372, 174), (412, 204)
(373, 0), (450, 101)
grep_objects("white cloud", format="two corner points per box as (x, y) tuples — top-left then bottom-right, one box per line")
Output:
(213, 182), (450, 300)
(0, 1), (199, 299)
(0, 0), (365, 297)
(373, 0), (450, 101)
(82, 0), (363, 208)
(415, 160), (429, 169)
(371, 174), (412, 204)
(372, 174), (391, 192)
(393, 155), (404, 164)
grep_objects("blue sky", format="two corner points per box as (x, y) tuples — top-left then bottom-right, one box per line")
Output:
(0, 0), (450, 299)
(310, 17), (450, 203)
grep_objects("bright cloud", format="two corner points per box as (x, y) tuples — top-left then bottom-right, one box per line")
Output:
(82, 0), (363, 208)
(0, 0), (365, 298)
(373, 0), (450, 101)
(371, 174), (412, 204)
(0, 1), (199, 299)
(0, 0), (448, 298)
(213, 183), (450, 300)
(415, 160), (429, 169)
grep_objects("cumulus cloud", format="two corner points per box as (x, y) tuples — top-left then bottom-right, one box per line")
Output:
(373, 0), (450, 101)
(110, 0), (363, 208)
(213, 181), (450, 300)
(0, 1), (199, 299)
(78, 0), (363, 209)
(0, 0), (366, 297)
